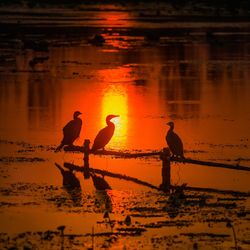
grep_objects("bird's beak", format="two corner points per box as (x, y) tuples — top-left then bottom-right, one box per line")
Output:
(166, 122), (170, 126)
(110, 115), (119, 119)
(111, 115), (120, 121)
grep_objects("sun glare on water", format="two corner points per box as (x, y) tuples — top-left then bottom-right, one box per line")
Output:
(98, 68), (129, 149)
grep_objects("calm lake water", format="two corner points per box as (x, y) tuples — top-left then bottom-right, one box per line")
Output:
(0, 8), (250, 247)
(1, 17), (250, 187)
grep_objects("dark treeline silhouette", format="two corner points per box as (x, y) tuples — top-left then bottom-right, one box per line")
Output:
(1, 0), (249, 14)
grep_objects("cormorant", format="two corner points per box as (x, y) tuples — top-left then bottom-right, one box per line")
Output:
(166, 121), (184, 158)
(91, 114), (119, 152)
(55, 111), (82, 152)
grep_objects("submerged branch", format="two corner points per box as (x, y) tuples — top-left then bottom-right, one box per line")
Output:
(63, 145), (250, 172)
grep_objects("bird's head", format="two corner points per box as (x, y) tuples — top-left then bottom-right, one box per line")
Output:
(73, 111), (82, 119)
(167, 121), (174, 129)
(106, 114), (119, 123)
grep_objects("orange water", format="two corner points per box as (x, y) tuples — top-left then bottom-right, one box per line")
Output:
(0, 11), (250, 248)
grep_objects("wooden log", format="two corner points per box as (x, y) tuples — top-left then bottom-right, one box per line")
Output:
(91, 150), (161, 158)
(63, 145), (250, 172)
(171, 157), (250, 172)
(63, 145), (160, 158)
(64, 145), (84, 152)
(83, 139), (90, 168)
(160, 148), (171, 192)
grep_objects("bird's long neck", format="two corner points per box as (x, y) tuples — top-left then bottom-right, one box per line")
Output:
(169, 125), (174, 132)
(74, 115), (81, 121)
(106, 119), (114, 126)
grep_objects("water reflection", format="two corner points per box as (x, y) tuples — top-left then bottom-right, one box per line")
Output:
(27, 72), (59, 130)
(94, 190), (112, 214)
(0, 35), (249, 190)
(95, 11), (133, 28)
(91, 174), (113, 214)
(55, 163), (82, 206)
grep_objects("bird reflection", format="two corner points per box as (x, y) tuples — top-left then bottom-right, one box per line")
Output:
(55, 163), (82, 206)
(55, 111), (82, 152)
(166, 121), (184, 158)
(91, 173), (112, 191)
(94, 190), (112, 214)
(91, 114), (119, 152)
(91, 173), (112, 213)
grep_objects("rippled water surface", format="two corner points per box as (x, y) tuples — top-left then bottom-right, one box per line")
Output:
(0, 7), (250, 249)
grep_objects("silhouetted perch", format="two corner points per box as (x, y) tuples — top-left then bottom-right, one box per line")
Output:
(83, 139), (91, 179)
(91, 150), (161, 158)
(63, 141), (250, 172)
(171, 157), (250, 172)
(83, 139), (90, 168)
(160, 147), (171, 192)
(64, 144), (160, 158)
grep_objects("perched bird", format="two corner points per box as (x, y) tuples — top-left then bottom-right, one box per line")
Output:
(91, 114), (119, 152)
(55, 111), (82, 152)
(166, 121), (184, 158)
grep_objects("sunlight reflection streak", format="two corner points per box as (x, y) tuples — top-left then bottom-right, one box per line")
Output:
(99, 69), (129, 149)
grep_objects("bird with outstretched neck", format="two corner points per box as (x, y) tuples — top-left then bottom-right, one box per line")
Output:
(91, 114), (119, 152)
(166, 121), (184, 159)
(55, 111), (82, 152)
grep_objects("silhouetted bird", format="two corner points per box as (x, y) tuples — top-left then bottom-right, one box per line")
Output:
(91, 114), (119, 152)
(166, 121), (184, 158)
(55, 111), (82, 152)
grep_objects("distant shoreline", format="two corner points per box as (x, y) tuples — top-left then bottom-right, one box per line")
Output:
(0, 3), (250, 38)
(0, 0), (250, 17)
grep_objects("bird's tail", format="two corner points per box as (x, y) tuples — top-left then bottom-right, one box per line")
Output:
(90, 146), (96, 154)
(55, 143), (64, 152)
